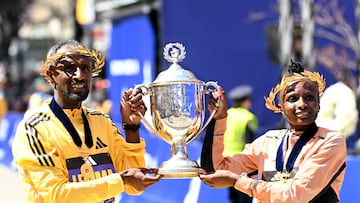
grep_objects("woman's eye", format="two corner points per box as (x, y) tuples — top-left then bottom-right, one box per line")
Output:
(287, 96), (297, 102)
(306, 95), (315, 101)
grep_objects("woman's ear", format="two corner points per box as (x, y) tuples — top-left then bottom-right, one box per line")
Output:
(279, 104), (284, 112)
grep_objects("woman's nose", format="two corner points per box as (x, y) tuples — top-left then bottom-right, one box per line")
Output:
(297, 97), (307, 108)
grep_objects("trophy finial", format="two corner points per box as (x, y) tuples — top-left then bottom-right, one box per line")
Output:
(163, 42), (186, 64)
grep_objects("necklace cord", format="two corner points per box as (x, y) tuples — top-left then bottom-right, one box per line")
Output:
(49, 98), (93, 148)
(276, 123), (318, 173)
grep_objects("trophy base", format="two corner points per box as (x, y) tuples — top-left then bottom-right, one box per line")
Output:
(158, 156), (201, 179)
(158, 168), (200, 178)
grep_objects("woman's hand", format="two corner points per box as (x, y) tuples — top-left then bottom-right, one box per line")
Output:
(199, 170), (239, 188)
(208, 86), (228, 120)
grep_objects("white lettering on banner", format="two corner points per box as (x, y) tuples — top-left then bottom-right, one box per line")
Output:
(142, 60), (153, 85)
(0, 118), (9, 141)
(110, 59), (140, 76)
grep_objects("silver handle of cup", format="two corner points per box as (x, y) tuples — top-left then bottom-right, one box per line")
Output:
(197, 81), (220, 134)
(132, 84), (159, 135)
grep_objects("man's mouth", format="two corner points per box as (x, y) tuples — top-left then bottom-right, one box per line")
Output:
(72, 83), (86, 90)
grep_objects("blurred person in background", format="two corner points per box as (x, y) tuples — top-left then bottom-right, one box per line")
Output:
(224, 85), (258, 203)
(12, 39), (160, 202)
(316, 73), (358, 151)
(84, 78), (112, 115)
(27, 76), (53, 110)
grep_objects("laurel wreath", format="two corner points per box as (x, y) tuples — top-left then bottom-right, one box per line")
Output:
(264, 70), (326, 113)
(41, 44), (105, 83)
(163, 42), (186, 63)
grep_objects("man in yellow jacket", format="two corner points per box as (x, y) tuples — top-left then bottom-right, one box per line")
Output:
(12, 39), (160, 203)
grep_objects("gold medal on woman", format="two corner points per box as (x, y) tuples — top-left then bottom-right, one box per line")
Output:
(80, 159), (94, 180)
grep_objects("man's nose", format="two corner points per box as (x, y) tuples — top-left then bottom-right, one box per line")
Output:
(72, 67), (86, 79)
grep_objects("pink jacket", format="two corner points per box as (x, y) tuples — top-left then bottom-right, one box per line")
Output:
(210, 118), (346, 203)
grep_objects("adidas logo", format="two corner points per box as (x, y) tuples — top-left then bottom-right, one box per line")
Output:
(96, 137), (108, 149)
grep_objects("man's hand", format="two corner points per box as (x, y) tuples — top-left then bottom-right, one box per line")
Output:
(120, 88), (147, 124)
(120, 168), (161, 191)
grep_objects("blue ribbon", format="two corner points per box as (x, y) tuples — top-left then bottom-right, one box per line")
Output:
(276, 123), (318, 173)
(49, 98), (93, 148)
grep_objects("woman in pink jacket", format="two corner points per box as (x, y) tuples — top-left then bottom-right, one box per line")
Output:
(199, 60), (346, 203)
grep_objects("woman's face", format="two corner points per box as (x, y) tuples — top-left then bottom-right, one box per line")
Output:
(280, 79), (320, 131)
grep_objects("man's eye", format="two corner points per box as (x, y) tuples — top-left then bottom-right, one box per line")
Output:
(81, 64), (91, 71)
(58, 61), (74, 72)
(63, 64), (75, 73)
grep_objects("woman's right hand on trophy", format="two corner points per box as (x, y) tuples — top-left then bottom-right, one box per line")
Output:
(208, 86), (228, 120)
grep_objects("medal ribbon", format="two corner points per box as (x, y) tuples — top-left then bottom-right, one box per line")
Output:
(276, 123), (318, 173)
(49, 98), (93, 148)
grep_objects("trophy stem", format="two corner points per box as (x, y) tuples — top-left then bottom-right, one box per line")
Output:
(158, 139), (200, 178)
(172, 140), (187, 157)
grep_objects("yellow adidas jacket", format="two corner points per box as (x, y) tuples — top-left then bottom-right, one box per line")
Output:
(12, 100), (146, 203)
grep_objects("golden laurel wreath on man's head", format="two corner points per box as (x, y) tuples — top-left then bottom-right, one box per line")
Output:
(264, 60), (326, 113)
(40, 44), (105, 83)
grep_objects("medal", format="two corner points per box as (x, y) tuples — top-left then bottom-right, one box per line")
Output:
(275, 125), (317, 182)
(80, 161), (94, 180)
(274, 171), (291, 182)
(79, 149), (94, 180)
(50, 99), (95, 181)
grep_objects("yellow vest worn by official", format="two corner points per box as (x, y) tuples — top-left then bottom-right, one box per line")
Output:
(223, 107), (258, 157)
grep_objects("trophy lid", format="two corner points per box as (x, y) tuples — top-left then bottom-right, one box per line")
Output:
(153, 42), (198, 82)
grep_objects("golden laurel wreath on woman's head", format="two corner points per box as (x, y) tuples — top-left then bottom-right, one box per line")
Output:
(40, 44), (105, 83)
(264, 60), (326, 113)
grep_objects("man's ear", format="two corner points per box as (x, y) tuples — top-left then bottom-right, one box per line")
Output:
(47, 71), (56, 84)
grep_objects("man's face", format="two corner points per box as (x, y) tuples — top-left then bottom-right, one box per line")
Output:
(280, 80), (320, 130)
(51, 48), (93, 102)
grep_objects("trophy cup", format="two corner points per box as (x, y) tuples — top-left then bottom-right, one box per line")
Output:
(134, 42), (220, 178)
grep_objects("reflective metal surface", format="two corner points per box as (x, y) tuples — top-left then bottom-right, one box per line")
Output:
(135, 42), (219, 178)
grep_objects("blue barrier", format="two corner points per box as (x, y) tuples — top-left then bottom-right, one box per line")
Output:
(1, 112), (358, 202)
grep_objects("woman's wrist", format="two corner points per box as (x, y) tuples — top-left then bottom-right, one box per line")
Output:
(214, 117), (227, 135)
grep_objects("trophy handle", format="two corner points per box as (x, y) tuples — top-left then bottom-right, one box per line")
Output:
(198, 81), (220, 134)
(133, 84), (158, 135)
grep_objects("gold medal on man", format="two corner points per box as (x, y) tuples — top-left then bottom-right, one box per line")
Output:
(81, 159), (94, 180)
(79, 149), (94, 180)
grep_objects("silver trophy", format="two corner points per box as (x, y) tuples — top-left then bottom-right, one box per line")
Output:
(134, 42), (220, 178)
